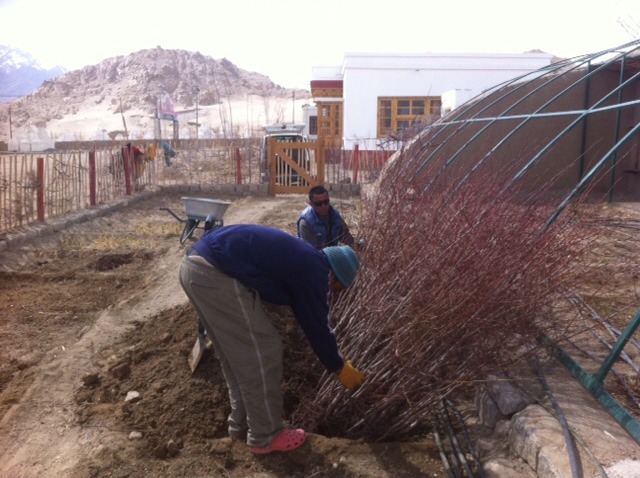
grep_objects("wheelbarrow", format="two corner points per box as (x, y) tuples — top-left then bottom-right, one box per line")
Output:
(161, 196), (232, 372)
(160, 196), (232, 245)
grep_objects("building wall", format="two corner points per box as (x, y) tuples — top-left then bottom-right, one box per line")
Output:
(441, 89), (475, 115)
(339, 52), (553, 149)
(309, 50), (640, 199)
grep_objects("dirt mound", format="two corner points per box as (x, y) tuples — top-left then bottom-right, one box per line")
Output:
(73, 303), (339, 475)
(0, 192), (444, 478)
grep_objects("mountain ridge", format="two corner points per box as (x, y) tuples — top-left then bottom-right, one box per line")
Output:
(0, 45), (67, 102)
(0, 46), (311, 143)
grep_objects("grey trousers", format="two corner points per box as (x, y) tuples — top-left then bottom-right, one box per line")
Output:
(179, 254), (284, 447)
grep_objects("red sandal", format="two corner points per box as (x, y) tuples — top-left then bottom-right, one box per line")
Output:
(250, 428), (306, 454)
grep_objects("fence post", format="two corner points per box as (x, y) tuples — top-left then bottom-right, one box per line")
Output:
(89, 150), (96, 206)
(235, 148), (243, 184)
(122, 147), (132, 195)
(268, 137), (275, 196)
(353, 144), (360, 184)
(37, 157), (45, 221)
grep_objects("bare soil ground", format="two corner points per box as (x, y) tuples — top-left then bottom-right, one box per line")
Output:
(0, 192), (445, 478)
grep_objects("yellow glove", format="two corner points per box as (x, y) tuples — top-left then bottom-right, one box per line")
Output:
(335, 360), (364, 390)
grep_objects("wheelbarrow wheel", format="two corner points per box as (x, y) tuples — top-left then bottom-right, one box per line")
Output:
(180, 219), (198, 244)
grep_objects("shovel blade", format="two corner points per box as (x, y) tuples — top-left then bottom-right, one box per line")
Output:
(188, 334), (206, 373)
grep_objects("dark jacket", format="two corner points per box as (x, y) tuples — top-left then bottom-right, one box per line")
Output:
(296, 205), (346, 249)
(192, 224), (343, 372)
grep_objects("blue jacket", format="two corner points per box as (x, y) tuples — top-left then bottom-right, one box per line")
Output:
(297, 205), (345, 248)
(192, 224), (343, 372)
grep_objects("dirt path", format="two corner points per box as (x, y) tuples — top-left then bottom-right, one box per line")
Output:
(0, 192), (444, 478)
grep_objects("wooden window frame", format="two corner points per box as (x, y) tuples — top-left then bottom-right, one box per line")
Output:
(309, 115), (318, 136)
(377, 96), (442, 138)
(317, 101), (342, 147)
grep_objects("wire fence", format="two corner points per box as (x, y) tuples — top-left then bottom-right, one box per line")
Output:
(0, 141), (387, 234)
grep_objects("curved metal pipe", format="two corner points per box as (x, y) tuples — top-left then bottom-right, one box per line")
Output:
(432, 421), (457, 478)
(445, 399), (486, 478)
(506, 368), (610, 478)
(532, 358), (583, 478)
(438, 405), (474, 477)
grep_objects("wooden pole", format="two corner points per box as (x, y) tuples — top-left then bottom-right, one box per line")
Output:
(122, 146), (132, 195)
(19, 155), (25, 222)
(2, 156), (8, 229)
(89, 149), (96, 206)
(353, 143), (360, 184)
(268, 137), (275, 196)
(37, 156), (44, 221)
(73, 152), (79, 211)
(11, 155), (16, 225)
(235, 148), (243, 184)
(64, 153), (70, 213)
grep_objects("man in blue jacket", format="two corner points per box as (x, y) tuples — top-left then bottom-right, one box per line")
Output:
(179, 224), (363, 454)
(297, 186), (355, 249)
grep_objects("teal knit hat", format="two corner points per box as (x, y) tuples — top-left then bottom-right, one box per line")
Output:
(322, 245), (360, 288)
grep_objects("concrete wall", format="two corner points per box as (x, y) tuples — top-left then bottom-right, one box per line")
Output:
(441, 89), (475, 115)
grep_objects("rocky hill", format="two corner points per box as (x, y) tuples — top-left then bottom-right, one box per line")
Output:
(0, 47), (311, 143)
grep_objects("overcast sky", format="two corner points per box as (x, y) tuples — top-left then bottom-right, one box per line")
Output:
(1, 0), (638, 89)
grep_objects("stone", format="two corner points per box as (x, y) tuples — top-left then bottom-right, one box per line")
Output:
(486, 372), (534, 416)
(110, 362), (131, 380)
(476, 387), (506, 428)
(509, 405), (569, 478)
(166, 439), (180, 457)
(125, 391), (141, 403)
(483, 458), (537, 478)
(604, 459), (640, 478)
(81, 373), (100, 386)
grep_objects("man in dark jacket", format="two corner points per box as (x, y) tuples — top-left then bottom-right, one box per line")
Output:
(179, 224), (363, 454)
(297, 186), (355, 249)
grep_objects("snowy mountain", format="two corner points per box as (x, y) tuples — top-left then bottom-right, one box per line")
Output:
(0, 45), (66, 102)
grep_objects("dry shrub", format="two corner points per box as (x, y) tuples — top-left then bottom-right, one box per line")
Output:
(293, 141), (602, 441)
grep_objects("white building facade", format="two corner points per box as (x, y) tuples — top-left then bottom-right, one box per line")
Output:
(309, 51), (554, 151)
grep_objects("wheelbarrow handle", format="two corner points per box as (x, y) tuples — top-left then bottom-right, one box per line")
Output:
(160, 207), (185, 223)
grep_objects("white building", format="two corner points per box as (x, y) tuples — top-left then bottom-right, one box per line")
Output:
(308, 51), (554, 152)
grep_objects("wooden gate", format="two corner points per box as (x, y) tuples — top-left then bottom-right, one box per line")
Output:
(267, 136), (324, 195)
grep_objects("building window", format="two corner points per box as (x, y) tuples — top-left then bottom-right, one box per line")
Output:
(309, 116), (318, 135)
(377, 97), (441, 138)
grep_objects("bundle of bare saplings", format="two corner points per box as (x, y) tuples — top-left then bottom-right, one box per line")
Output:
(288, 134), (603, 441)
